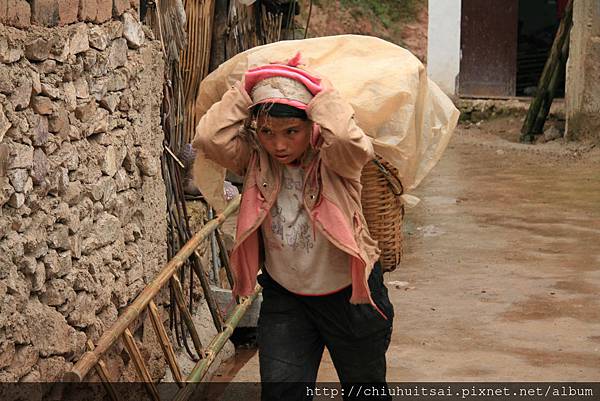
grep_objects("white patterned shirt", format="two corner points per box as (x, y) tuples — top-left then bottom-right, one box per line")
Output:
(261, 165), (351, 294)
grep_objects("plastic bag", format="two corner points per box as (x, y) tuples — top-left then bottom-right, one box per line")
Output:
(193, 35), (459, 210)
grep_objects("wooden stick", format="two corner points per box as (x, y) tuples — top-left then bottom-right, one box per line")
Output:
(86, 341), (121, 401)
(170, 275), (205, 359)
(97, 359), (120, 401)
(167, 156), (198, 360)
(215, 228), (234, 290)
(207, 208), (221, 286)
(520, 0), (573, 142)
(191, 250), (224, 333)
(148, 301), (184, 386)
(0, 144), (8, 177)
(122, 328), (161, 401)
(172, 285), (262, 401)
(66, 196), (240, 382)
(164, 145), (185, 169)
(532, 31), (570, 135)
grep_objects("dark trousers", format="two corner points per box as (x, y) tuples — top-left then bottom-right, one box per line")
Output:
(257, 263), (394, 401)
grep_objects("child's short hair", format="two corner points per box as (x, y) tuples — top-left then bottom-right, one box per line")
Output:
(251, 102), (308, 120)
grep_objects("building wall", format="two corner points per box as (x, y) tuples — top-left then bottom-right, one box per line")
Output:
(566, 0), (600, 141)
(427, 0), (461, 96)
(0, 3), (168, 382)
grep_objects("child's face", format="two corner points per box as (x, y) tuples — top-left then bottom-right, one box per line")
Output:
(255, 113), (312, 165)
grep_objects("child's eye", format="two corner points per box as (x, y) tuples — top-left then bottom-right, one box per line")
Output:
(287, 129), (298, 135)
(260, 129), (273, 136)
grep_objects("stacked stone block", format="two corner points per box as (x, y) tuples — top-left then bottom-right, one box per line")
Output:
(0, 11), (166, 382)
(0, 0), (140, 28)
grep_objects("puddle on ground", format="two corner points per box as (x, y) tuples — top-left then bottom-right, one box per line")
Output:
(501, 294), (600, 322)
(397, 136), (600, 379)
(551, 280), (600, 295)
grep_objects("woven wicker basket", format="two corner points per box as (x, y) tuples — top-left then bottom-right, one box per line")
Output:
(360, 155), (405, 272)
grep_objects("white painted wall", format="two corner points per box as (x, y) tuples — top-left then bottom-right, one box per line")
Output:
(566, 0), (600, 140)
(427, 0), (462, 96)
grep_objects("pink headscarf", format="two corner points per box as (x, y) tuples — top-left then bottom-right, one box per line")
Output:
(244, 53), (324, 109)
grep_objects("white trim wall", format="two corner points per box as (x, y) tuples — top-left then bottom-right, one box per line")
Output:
(427, 0), (462, 96)
(566, 0), (600, 139)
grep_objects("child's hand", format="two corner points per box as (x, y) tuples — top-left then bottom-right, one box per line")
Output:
(305, 76), (342, 112)
(297, 66), (333, 94)
(238, 74), (251, 97)
(317, 75), (334, 93)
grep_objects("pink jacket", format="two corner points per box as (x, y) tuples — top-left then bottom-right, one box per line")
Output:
(192, 82), (381, 306)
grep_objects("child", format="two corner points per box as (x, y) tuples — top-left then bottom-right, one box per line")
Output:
(193, 56), (394, 400)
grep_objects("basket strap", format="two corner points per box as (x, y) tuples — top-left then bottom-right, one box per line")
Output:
(371, 159), (404, 196)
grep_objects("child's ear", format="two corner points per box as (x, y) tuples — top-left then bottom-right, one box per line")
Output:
(242, 116), (255, 130)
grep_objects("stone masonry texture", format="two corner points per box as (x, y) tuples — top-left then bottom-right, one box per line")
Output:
(0, 0), (133, 28)
(0, 11), (167, 383)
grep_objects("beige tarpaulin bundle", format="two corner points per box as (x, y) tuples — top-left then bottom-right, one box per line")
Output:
(193, 35), (459, 211)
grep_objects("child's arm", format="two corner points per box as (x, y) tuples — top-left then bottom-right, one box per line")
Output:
(306, 89), (374, 180)
(192, 82), (253, 176)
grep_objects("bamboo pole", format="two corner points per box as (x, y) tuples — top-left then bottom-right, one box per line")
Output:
(182, 0), (216, 144)
(148, 300), (184, 385)
(166, 156), (197, 360)
(210, 0), (228, 72)
(520, 0), (573, 142)
(190, 250), (224, 332)
(122, 328), (161, 401)
(96, 359), (120, 401)
(66, 196), (241, 382)
(208, 208), (221, 286)
(215, 228), (234, 290)
(170, 275), (205, 358)
(87, 341), (121, 401)
(532, 31), (570, 135)
(172, 285), (262, 401)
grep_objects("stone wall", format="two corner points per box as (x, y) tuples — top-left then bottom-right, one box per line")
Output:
(0, 7), (167, 382)
(566, 0), (600, 142)
(1, 0), (139, 29)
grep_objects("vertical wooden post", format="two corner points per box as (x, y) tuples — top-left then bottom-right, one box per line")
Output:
(209, 0), (229, 72)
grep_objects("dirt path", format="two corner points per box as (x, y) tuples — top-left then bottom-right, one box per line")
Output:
(213, 120), (600, 398)
(385, 123), (600, 381)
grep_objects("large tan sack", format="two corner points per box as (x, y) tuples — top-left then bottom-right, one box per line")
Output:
(193, 35), (459, 211)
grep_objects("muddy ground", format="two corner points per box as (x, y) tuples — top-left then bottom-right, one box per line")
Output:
(385, 118), (600, 381)
(207, 116), (600, 399)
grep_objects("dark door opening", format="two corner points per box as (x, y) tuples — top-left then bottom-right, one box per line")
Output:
(516, 0), (566, 97)
(459, 0), (567, 98)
